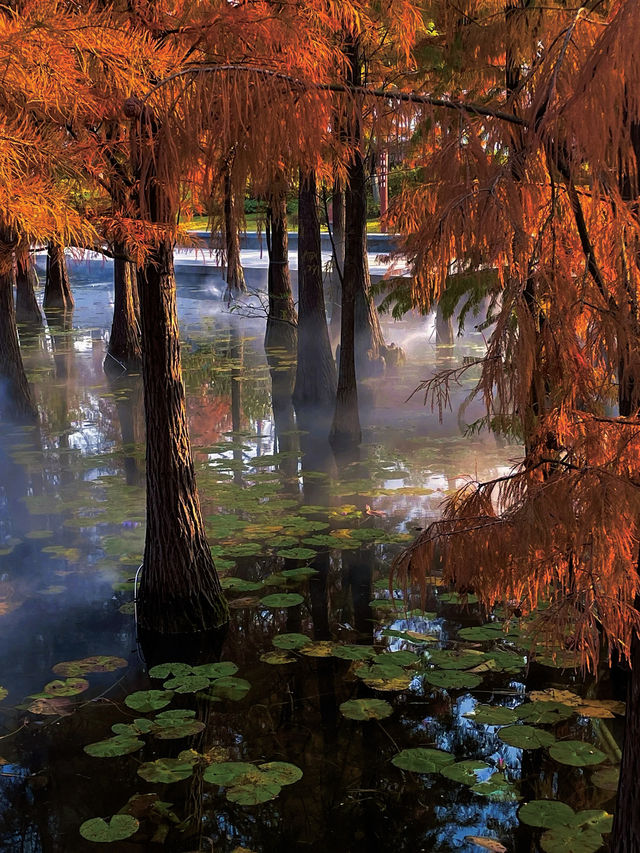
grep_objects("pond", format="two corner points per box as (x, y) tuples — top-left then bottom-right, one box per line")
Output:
(0, 259), (622, 852)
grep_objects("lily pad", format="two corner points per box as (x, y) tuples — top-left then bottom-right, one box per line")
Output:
(260, 651), (296, 665)
(467, 705), (518, 726)
(516, 701), (574, 725)
(137, 757), (195, 783)
(376, 650), (419, 667)
(391, 748), (454, 774)
(0, 687), (7, 701)
(125, 690), (173, 713)
(53, 656), (128, 677)
(549, 741), (607, 767)
(276, 547), (317, 560)
(518, 800), (577, 829)
(148, 662), (194, 679)
(424, 670), (482, 690)
(258, 761), (303, 786)
(339, 698), (394, 720)
(203, 761), (256, 786)
(498, 725), (556, 749)
(44, 678), (90, 697)
(427, 649), (488, 670)
(540, 825), (604, 853)
(458, 625), (504, 641)
(441, 760), (490, 785)
(591, 766), (619, 791)
(471, 772), (520, 802)
(151, 712), (206, 739)
(192, 661), (238, 679)
(226, 776), (281, 805)
(298, 641), (335, 657)
(162, 675), (211, 694)
(332, 645), (376, 662)
(280, 567), (319, 580)
(205, 676), (251, 702)
(272, 633), (312, 651)
(259, 593), (304, 608)
(220, 577), (263, 592)
(111, 719), (153, 736)
(84, 735), (144, 758)
(79, 814), (139, 842)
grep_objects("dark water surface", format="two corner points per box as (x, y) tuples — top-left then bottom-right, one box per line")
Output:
(0, 260), (621, 851)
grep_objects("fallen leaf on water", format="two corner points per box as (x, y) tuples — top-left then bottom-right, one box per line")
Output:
(465, 836), (508, 852)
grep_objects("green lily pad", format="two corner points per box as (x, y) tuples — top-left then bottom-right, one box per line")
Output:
(151, 716), (206, 739)
(226, 776), (281, 805)
(220, 577), (263, 592)
(137, 757), (195, 783)
(516, 701), (574, 725)
(441, 760), (490, 785)
(221, 543), (263, 557)
(498, 725), (557, 749)
(111, 719), (153, 736)
(518, 800), (577, 829)
(53, 656), (128, 677)
(272, 633), (312, 651)
(192, 661), (238, 679)
(298, 641), (335, 657)
(205, 676), (251, 702)
(391, 748), (454, 774)
(148, 662), (194, 679)
(339, 698), (394, 720)
(467, 705), (518, 726)
(259, 593), (304, 608)
(427, 649), (488, 670)
(458, 625), (504, 641)
(332, 645), (376, 661)
(0, 687), (7, 701)
(258, 761), (303, 786)
(79, 814), (139, 842)
(203, 761), (256, 786)
(125, 690), (173, 713)
(260, 651), (296, 665)
(44, 678), (90, 697)
(540, 825), (604, 853)
(471, 772), (520, 802)
(377, 650), (420, 667)
(572, 811), (613, 833)
(489, 650), (527, 673)
(162, 675), (211, 694)
(276, 547), (317, 560)
(591, 766), (619, 791)
(424, 670), (482, 690)
(84, 735), (144, 758)
(549, 741), (607, 767)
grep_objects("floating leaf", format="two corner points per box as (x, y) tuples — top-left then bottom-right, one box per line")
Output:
(339, 699), (394, 720)
(226, 776), (281, 805)
(572, 811), (613, 834)
(424, 670), (482, 690)
(162, 675), (210, 694)
(258, 762), (303, 786)
(260, 651), (296, 665)
(377, 651), (419, 667)
(53, 656), (128, 677)
(27, 696), (72, 715)
(84, 735), (144, 758)
(458, 624), (504, 642)
(528, 689), (625, 718)
(298, 641), (334, 657)
(111, 719), (153, 736)
(332, 645), (376, 662)
(220, 577), (263, 592)
(441, 760), (490, 785)
(549, 741), (607, 767)
(471, 772), (520, 802)
(222, 543), (263, 557)
(540, 826), (604, 853)
(427, 649), (488, 670)
(137, 757), (195, 783)
(125, 690), (173, 713)
(279, 567), (318, 580)
(464, 837), (507, 852)
(591, 766), (619, 791)
(381, 629), (438, 644)
(466, 705), (518, 726)
(276, 547), (317, 560)
(148, 662), (194, 679)
(489, 650), (527, 673)
(391, 748), (454, 774)
(205, 676), (251, 702)
(192, 661), (238, 679)
(44, 678), (89, 697)
(498, 726), (556, 750)
(0, 687), (7, 702)
(518, 800), (577, 829)
(272, 633), (312, 651)
(203, 761), (256, 786)
(79, 815), (139, 843)
(259, 593), (304, 608)
(516, 702), (574, 725)
(151, 712), (206, 739)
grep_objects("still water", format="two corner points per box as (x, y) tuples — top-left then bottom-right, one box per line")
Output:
(0, 257), (622, 851)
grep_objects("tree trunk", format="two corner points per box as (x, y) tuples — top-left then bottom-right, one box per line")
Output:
(15, 253), (43, 327)
(43, 243), (74, 313)
(136, 240), (229, 633)
(0, 261), (37, 422)
(264, 189), (297, 362)
(294, 169), (337, 414)
(611, 625), (640, 851)
(223, 169), (246, 302)
(105, 242), (142, 375)
(329, 178), (345, 341)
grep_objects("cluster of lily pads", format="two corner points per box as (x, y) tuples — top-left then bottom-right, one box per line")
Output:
(21, 655), (128, 715)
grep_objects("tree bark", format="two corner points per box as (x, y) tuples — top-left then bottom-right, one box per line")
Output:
(105, 242), (142, 375)
(43, 243), (74, 313)
(223, 168), (247, 302)
(15, 253), (43, 327)
(294, 169), (337, 414)
(264, 189), (297, 362)
(611, 625), (640, 851)
(329, 177), (345, 340)
(136, 240), (229, 633)
(0, 260), (37, 422)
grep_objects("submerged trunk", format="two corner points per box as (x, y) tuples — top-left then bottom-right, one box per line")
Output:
(264, 190), (297, 361)
(15, 254), (43, 327)
(136, 241), (229, 633)
(105, 243), (142, 375)
(611, 625), (640, 851)
(294, 170), (337, 415)
(223, 169), (246, 302)
(0, 262), (37, 421)
(43, 244), (74, 313)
